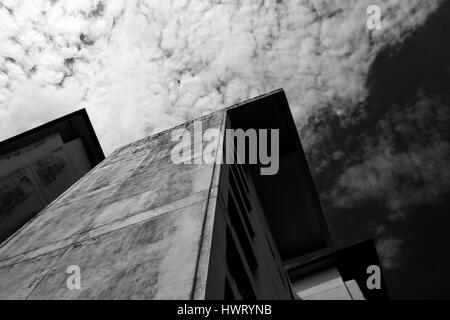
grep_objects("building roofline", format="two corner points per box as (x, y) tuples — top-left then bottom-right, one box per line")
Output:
(225, 88), (332, 261)
(286, 238), (389, 300)
(0, 108), (105, 164)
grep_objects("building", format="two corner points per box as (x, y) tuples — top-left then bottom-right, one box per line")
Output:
(287, 239), (388, 300)
(0, 109), (105, 244)
(0, 89), (387, 299)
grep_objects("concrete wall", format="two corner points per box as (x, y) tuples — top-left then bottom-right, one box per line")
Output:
(292, 267), (365, 300)
(0, 107), (295, 300)
(0, 111), (225, 299)
(204, 115), (293, 300)
(0, 134), (92, 243)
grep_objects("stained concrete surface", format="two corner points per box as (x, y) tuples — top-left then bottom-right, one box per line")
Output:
(0, 134), (94, 243)
(0, 110), (225, 299)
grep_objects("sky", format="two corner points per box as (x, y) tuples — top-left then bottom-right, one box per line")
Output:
(0, 0), (449, 299)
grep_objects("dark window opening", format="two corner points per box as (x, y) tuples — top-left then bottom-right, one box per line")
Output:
(226, 228), (256, 300)
(232, 145), (250, 193)
(228, 192), (258, 270)
(265, 234), (276, 259)
(229, 171), (255, 237)
(230, 164), (252, 211)
(278, 268), (288, 290)
(224, 278), (236, 301)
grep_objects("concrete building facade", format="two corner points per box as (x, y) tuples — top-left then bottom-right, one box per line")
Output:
(0, 89), (386, 300)
(287, 239), (388, 300)
(0, 109), (104, 244)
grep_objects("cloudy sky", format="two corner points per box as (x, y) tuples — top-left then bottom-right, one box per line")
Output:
(1, 0), (449, 298)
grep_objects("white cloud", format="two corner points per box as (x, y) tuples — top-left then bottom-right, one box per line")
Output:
(329, 91), (450, 220)
(0, 0), (441, 154)
(376, 236), (404, 269)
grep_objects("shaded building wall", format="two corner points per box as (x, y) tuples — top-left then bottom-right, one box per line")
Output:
(0, 134), (92, 243)
(291, 267), (365, 300)
(205, 115), (294, 300)
(0, 111), (225, 299)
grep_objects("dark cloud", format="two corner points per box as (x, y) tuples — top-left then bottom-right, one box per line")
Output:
(330, 91), (450, 220)
(302, 1), (450, 298)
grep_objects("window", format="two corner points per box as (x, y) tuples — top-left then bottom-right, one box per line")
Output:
(226, 228), (256, 300)
(228, 192), (258, 271)
(229, 169), (255, 237)
(224, 278), (236, 300)
(230, 162), (251, 210)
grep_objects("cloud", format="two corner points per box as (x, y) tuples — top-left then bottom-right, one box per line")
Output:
(375, 235), (404, 269)
(0, 0), (441, 155)
(302, 0), (450, 224)
(329, 87), (450, 221)
(368, 225), (404, 269)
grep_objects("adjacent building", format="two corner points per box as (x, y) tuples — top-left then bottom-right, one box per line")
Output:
(0, 109), (105, 243)
(287, 239), (388, 300)
(0, 89), (387, 299)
